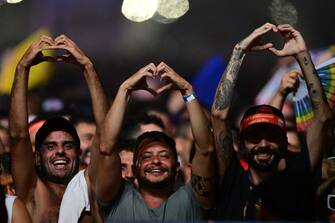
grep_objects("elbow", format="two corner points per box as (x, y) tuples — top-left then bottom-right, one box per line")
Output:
(196, 144), (216, 156)
(9, 128), (29, 142)
(99, 141), (116, 156)
(211, 107), (229, 122)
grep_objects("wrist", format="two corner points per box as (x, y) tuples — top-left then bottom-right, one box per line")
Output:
(181, 84), (193, 96)
(183, 91), (197, 103)
(295, 50), (309, 60)
(16, 61), (30, 72)
(83, 60), (94, 71)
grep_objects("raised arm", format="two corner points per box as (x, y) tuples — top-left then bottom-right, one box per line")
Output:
(270, 70), (300, 110)
(269, 24), (332, 170)
(211, 23), (278, 182)
(96, 63), (156, 203)
(156, 62), (215, 208)
(54, 35), (110, 182)
(9, 36), (54, 202)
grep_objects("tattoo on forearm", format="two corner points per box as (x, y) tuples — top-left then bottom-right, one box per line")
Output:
(214, 79), (234, 110)
(213, 50), (244, 111)
(300, 55), (327, 109)
(215, 131), (233, 163)
(303, 56), (309, 66)
(191, 174), (216, 197)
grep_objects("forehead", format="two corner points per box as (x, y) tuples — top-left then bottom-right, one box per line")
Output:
(76, 122), (96, 134)
(119, 150), (133, 164)
(139, 142), (172, 154)
(43, 131), (74, 142)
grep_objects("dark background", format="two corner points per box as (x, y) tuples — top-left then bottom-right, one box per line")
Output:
(0, 0), (334, 117)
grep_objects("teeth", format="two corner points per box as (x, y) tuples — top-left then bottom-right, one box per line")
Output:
(54, 160), (67, 165)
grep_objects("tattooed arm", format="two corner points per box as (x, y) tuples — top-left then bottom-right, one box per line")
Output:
(269, 24), (332, 170)
(211, 23), (278, 182)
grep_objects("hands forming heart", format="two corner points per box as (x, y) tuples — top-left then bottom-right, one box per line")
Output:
(19, 34), (91, 69)
(237, 23), (307, 57)
(122, 62), (193, 96)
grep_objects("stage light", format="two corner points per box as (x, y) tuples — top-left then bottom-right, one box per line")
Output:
(153, 0), (189, 23)
(6, 0), (24, 4)
(121, 0), (159, 22)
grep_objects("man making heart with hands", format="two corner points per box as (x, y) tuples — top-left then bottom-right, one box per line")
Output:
(211, 23), (331, 220)
(95, 62), (217, 222)
(9, 34), (109, 223)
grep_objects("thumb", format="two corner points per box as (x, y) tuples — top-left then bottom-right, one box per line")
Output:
(268, 47), (283, 56)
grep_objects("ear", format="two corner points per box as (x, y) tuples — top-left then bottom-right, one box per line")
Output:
(77, 148), (82, 156)
(234, 132), (242, 153)
(34, 150), (41, 166)
(176, 161), (181, 173)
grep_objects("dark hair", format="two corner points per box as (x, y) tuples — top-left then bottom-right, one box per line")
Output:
(115, 139), (136, 154)
(35, 116), (80, 151)
(121, 113), (165, 140)
(133, 131), (177, 165)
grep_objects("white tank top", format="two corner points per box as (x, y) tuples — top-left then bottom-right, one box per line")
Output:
(58, 169), (90, 223)
(5, 195), (16, 223)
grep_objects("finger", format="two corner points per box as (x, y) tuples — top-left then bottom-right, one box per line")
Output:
(146, 63), (156, 75)
(278, 24), (294, 30)
(54, 54), (71, 62)
(38, 38), (54, 49)
(43, 56), (56, 62)
(253, 42), (273, 51)
(160, 73), (170, 82)
(255, 23), (277, 35)
(145, 87), (158, 96)
(157, 62), (166, 72)
(268, 47), (284, 57)
(288, 70), (300, 78)
(156, 83), (173, 94)
(40, 35), (54, 45)
(55, 35), (73, 47)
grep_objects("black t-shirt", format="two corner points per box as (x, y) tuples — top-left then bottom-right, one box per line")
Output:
(215, 150), (316, 221)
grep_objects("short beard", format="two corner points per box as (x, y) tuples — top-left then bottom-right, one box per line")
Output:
(239, 144), (284, 172)
(37, 160), (79, 185)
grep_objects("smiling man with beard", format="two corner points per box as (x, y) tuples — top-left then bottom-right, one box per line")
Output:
(211, 23), (332, 220)
(34, 117), (80, 184)
(96, 62), (216, 222)
(9, 34), (108, 223)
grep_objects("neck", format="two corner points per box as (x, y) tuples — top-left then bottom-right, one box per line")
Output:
(139, 185), (173, 209)
(44, 180), (67, 199)
(249, 168), (276, 185)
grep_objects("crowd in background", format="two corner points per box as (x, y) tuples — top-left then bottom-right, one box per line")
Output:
(0, 22), (335, 223)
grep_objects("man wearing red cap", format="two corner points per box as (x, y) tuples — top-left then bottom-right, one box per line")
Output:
(95, 62), (216, 222)
(211, 23), (332, 220)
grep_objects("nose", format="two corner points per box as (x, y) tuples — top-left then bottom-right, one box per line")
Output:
(152, 155), (162, 164)
(55, 145), (66, 155)
(258, 138), (270, 147)
(124, 169), (134, 180)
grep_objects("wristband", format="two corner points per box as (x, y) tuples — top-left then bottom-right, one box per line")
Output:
(183, 92), (196, 103)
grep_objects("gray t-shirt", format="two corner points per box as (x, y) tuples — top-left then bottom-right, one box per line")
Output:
(99, 182), (206, 222)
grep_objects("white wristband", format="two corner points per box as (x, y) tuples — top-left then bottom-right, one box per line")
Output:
(183, 92), (196, 103)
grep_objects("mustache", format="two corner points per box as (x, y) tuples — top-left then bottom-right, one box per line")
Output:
(250, 147), (278, 155)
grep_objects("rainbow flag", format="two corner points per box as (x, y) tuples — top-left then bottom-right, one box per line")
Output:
(293, 57), (335, 131)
